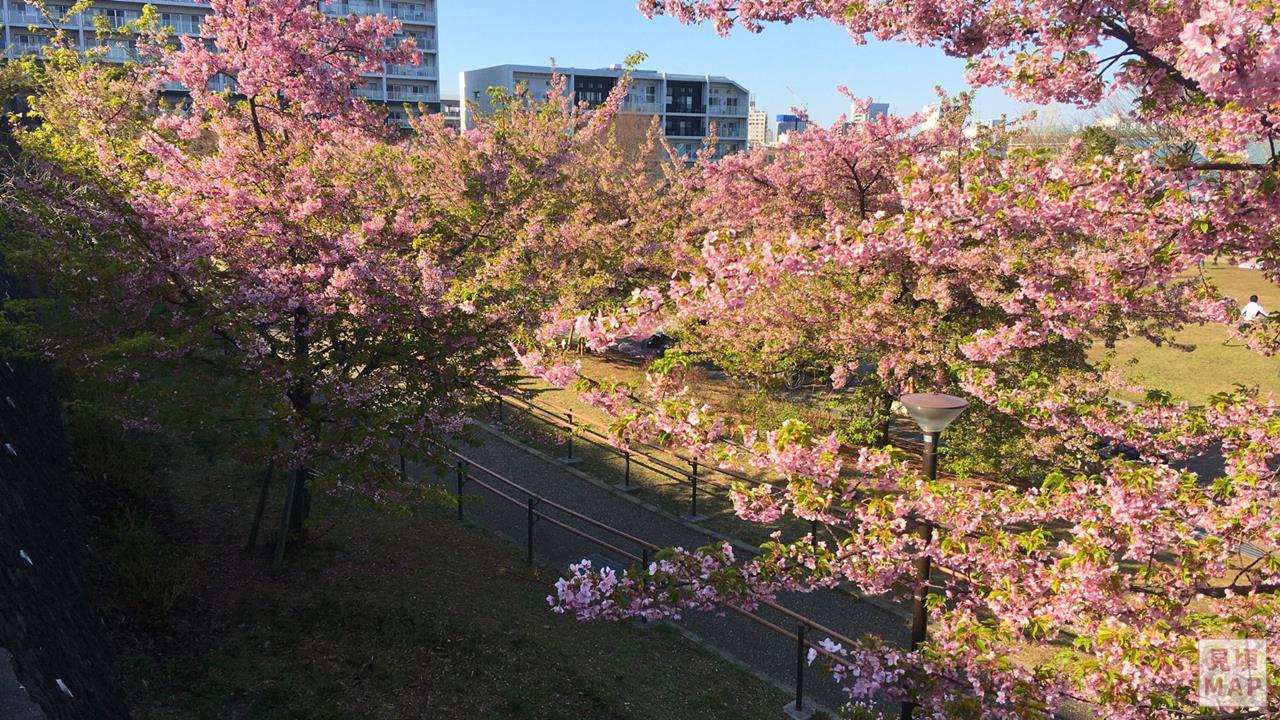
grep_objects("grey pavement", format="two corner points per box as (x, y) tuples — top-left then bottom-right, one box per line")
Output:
(0, 649), (45, 720)
(419, 421), (912, 717)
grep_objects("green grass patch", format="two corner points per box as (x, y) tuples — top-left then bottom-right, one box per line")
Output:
(1089, 266), (1280, 403)
(96, 431), (791, 720)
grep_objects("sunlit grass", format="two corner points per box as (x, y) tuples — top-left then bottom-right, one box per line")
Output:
(1090, 266), (1280, 403)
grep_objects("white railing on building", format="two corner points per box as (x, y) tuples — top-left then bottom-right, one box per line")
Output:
(385, 62), (434, 78)
(387, 89), (437, 103)
(322, 1), (377, 16)
(6, 40), (51, 58)
(92, 9), (142, 28)
(102, 45), (132, 62)
(621, 101), (661, 114)
(7, 8), (73, 26)
(164, 18), (202, 35)
(708, 105), (747, 117)
(391, 7), (435, 24)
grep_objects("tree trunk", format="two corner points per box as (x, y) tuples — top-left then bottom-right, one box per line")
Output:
(286, 308), (313, 542)
(244, 457), (275, 551)
(878, 389), (896, 444)
(274, 469), (297, 568)
(287, 466), (310, 536)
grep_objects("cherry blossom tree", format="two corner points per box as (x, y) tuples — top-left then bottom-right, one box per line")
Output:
(4, 0), (690, 542)
(542, 2), (1280, 718)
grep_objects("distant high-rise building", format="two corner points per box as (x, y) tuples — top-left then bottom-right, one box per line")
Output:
(850, 102), (890, 125)
(1, 0), (442, 125)
(460, 64), (751, 160)
(775, 113), (808, 143)
(748, 97), (771, 149)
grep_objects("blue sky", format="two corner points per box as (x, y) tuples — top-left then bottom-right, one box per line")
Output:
(438, 1), (1079, 126)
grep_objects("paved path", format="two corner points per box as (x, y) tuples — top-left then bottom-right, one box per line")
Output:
(418, 421), (913, 717)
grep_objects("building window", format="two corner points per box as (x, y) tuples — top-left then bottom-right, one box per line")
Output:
(101, 8), (124, 26)
(666, 81), (703, 114)
(574, 76), (615, 108)
(666, 117), (705, 137)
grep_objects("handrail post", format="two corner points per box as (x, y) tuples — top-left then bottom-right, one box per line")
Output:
(682, 460), (705, 521)
(456, 460), (467, 521)
(526, 496), (537, 565)
(615, 433), (635, 492)
(786, 622), (814, 719)
(496, 393), (503, 422)
(559, 410), (581, 465)
(796, 622), (807, 711)
(811, 518), (819, 553)
(691, 460), (698, 517)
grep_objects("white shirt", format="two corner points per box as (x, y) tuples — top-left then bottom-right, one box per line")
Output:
(1242, 301), (1269, 322)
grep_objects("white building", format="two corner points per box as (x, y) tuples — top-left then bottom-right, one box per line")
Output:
(459, 64), (750, 160)
(439, 93), (460, 130)
(747, 97), (772, 149)
(1, 0), (441, 121)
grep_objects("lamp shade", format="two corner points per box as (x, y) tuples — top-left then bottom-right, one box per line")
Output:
(900, 393), (968, 433)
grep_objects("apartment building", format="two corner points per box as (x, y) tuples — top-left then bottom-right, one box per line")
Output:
(0, 0), (441, 120)
(459, 64), (750, 160)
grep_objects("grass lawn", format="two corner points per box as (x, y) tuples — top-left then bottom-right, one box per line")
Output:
(1089, 266), (1280, 403)
(91, 432), (792, 720)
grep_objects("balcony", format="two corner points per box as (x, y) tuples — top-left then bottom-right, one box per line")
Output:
(712, 126), (746, 139)
(390, 6), (436, 24)
(5, 40), (51, 58)
(385, 62), (435, 78)
(387, 88), (436, 103)
(665, 102), (705, 115)
(665, 127), (707, 139)
(708, 104), (747, 117)
(92, 9), (142, 28)
(208, 74), (234, 92)
(163, 18), (203, 35)
(322, 1), (378, 16)
(7, 7), (75, 27)
(621, 100), (661, 114)
(101, 45), (132, 62)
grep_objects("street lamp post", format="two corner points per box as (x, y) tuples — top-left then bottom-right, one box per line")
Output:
(897, 392), (968, 720)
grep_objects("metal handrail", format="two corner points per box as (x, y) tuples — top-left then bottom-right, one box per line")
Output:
(490, 386), (765, 487)
(428, 438), (861, 713)
(462, 386), (1256, 719)
(432, 440), (658, 553)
